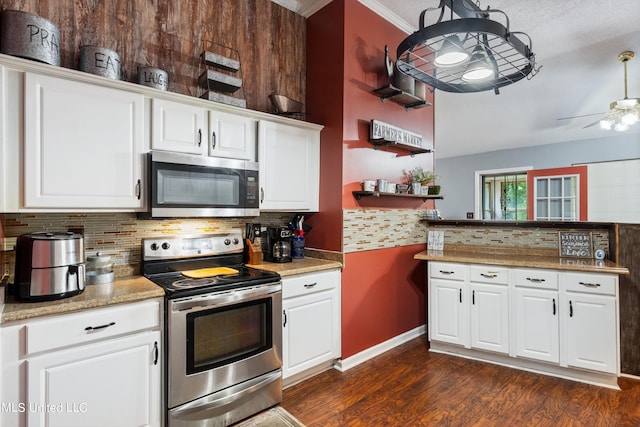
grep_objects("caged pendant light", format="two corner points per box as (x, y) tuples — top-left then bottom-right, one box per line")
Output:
(396, 0), (540, 94)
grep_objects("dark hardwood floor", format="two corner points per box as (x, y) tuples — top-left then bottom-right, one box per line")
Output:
(282, 336), (640, 426)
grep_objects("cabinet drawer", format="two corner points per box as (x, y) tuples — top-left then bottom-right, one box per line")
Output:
(469, 266), (508, 285)
(564, 272), (617, 296)
(25, 300), (161, 355)
(514, 269), (558, 290)
(282, 269), (340, 299)
(430, 262), (465, 281)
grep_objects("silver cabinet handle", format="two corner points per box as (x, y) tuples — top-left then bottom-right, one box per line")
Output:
(526, 277), (546, 283)
(579, 281), (601, 288)
(211, 131), (217, 150)
(304, 282), (318, 289)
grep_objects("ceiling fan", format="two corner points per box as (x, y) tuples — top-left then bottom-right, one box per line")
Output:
(590, 51), (640, 131)
(563, 51), (640, 132)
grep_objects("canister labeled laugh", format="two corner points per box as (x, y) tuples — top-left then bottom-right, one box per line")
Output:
(138, 66), (169, 91)
(80, 45), (121, 80)
(0, 10), (60, 66)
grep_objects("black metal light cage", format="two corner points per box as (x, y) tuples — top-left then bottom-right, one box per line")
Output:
(396, 1), (538, 94)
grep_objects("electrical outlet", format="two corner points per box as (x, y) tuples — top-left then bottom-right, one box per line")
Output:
(252, 223), (262, 237)
(466, 212), (474, 219)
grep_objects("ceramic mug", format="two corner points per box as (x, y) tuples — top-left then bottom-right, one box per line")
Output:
(363, 180), (375, 191)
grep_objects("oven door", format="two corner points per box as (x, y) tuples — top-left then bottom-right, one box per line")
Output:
(149, 150), (259, 217)
(167, 282), (282, 409)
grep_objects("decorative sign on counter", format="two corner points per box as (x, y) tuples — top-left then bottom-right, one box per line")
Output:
(558, 231), (593, 258)
(370, 119), (424, 149)
(428, 230), (444, 250)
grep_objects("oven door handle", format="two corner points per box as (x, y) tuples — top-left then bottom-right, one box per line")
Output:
(171, 282), (282, 312)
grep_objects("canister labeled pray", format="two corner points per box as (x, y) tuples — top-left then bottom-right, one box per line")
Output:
(0, 10), (61, 66)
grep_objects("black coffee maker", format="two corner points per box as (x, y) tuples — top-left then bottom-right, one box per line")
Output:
(265, 227), (293, 263)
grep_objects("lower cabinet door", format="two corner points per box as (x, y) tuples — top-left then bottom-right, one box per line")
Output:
(514, 288), (559, 363)
(282, 289), (339, 378)
(469, 283), (509, 354)
(565, 293), (617, 374)
(27, 331), (161, 427)
(430, 279), (469, 347)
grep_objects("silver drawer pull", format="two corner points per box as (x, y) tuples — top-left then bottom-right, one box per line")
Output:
(304, 282), (318, 288)
(526, 277), (546, 283)
(480, 273), (498, 278)
(579, 281), (601, 288)
(439, 270), (455, 275)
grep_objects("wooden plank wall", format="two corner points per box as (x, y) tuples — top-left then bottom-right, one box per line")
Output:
(618, 224), (640, 376)
(0, 0), (306, 113)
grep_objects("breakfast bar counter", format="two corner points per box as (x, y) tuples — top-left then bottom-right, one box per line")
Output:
(414, 249), (629, 275)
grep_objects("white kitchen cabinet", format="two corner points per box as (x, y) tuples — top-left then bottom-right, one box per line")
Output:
(428, 261), (622, 387)
(24, 72), (145, 210)
(470, 282), (509, 354)
(282, 269), (340, 383)
(429, 263), (508, 354)
(151, 98), (207, 155)
(430, 278), (468, 347)
(209, 109), (257, 160)
(258, 120), (320, 211)
(513, 269), (560, 363)
(0, 299), (162, 427)
(562, 272), (618, 374)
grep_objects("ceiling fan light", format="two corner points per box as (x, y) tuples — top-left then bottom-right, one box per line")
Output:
(599, 119), (614, 130)
(621, 112), (639, 126)
(614, 122), (630, 132)
(435, 35), (470, 67)
(616, 98), (638, 109)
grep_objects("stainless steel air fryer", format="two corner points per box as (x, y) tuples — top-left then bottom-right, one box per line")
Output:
(14, 231), (86, 301)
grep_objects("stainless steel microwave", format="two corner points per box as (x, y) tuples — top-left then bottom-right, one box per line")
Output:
(145, 150), (259, 218)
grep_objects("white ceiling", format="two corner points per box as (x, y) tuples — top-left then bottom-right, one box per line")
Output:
(272, 0), (640, 158)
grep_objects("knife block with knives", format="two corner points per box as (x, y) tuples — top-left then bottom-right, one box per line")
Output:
(244, 223), (263, 265)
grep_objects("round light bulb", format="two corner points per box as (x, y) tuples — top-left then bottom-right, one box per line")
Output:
(621, 112), (639, 126)
(462, 66), (493, 81)
(599, 119), (613, 130)
(614, 122), (630, 132)
(435, 50), (469, 66)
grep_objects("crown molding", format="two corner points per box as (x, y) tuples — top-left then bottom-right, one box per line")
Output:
(299, 0), (333, 17)
(357, 0), (415, 35)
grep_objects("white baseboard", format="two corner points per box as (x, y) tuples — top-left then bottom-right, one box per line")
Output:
(620, 372), (640, 381)
(334, 324), (425, 372)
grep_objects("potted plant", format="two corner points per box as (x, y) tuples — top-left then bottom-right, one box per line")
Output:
(404, 167), (439, 195)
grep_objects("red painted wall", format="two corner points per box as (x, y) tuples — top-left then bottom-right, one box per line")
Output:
(341, 245), (427, 357)
(306, 0), (435, 359)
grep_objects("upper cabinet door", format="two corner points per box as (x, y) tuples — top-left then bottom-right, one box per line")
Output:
(258, 120), (320, 211)
(24, 73), (145, 209)
(151, 98), (207, 155)
(208, 110), (257, 161)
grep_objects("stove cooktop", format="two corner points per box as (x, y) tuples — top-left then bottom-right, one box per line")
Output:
(147, 265), (280, 297)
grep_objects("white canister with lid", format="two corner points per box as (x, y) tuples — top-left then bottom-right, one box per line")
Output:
(86, 252), (114, 285)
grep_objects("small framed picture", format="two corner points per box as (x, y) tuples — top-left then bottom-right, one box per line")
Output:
(558, 231), (593, 258)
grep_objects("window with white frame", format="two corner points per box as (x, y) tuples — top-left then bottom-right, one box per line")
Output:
(533, 175), (579, 221)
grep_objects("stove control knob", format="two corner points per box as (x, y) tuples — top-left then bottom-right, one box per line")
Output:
(150, 243), (159, 251)
(162, 242), (171, 250)
(224, 238), (231, 246)
(233, 238), (240, 245)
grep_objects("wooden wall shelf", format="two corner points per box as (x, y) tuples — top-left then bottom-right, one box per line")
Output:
(353, 191), (442, 201)
(373, 85), (432, 110)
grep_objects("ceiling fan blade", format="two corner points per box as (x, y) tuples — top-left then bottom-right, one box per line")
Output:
(556, 112), (607, 121)
(583, 117), (605, 128)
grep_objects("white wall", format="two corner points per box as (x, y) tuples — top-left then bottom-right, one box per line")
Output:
(436, 132), (640, 220)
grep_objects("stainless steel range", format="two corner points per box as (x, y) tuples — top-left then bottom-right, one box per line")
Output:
(142, 232), (282, 427)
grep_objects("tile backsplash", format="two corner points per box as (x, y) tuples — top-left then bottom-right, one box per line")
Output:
(2, 212), (291, 278)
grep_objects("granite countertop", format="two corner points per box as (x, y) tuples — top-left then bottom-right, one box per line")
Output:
(1, 256), (343, 323)
(249, 257), (342, 277)
(414, 250), (630, 275)
(1, 276), (164, 324)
